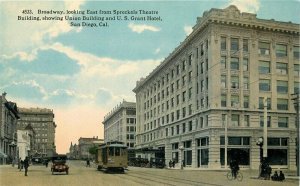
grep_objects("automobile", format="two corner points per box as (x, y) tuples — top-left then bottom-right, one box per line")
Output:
(32, 157), (43, 164)
(51, 154), (69, 175)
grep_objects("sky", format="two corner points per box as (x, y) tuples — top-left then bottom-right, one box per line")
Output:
(0, 0), (299, 154)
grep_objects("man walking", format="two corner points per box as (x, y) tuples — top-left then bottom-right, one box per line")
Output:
(23, 156), (29, 176)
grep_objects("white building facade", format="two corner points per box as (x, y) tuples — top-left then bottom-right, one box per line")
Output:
(103, 101), (136, 148)
(133, 6), (299, 170)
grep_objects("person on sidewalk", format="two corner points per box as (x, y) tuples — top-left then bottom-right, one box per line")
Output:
(271, 171), (279, 181)
(278, 171), (285, 181)
(23, 156), (29, 176)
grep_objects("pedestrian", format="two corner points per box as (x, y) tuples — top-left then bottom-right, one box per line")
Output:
(278, 171), (285, 181)
(271, 171), (279, 181)
(19, 159), (23, 171)
(229, 159), (239, 179)
(86, 159), (90, 167)
(169, 160), (172, 168)
(172, 160), (175, 168)
(23, 156), (29, 176)
(18, 158), (21, 169)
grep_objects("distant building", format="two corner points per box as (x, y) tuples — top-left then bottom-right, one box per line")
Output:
(17, 126), (35, 161)
(103, 101), (136, 148)
(68, 142), (79, 160)
(0, 92), (19, 164)
(133, 6), (299, 170)
(17, 107), (56, 158)
(78, 137), (104, 159)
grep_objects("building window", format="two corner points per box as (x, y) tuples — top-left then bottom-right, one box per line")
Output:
(182, 75), (186, 87)
(243, 76), (249, 89)
(182, 107), (186, 118)
(276, 44), (287, 57)
(230, 57), (239, 70)
(277, 99), (288, 110)
(188, 54), (192, 65)
(182, 123), (186, 133)
(259, 79), (271, 91)
(176, 94), (180, 105)
(244, 115), (249, 126)
(176, 125), (180, 134)
(278, 117), (288, 128)
(221, 94), (227, 107)
(189, 121), (192, 131)
(176, 80), (180, 89)
(189, 104), (192, 115)
(176, 110), (180, 120)
(171, 127), (174, 136)
(294, 82), (300, 94)
(276, 63), (288, 75)
(260, 116), (271, 127)
(294, 64), (300, 76)
(277, 80), (288, 94)
(231, 76), (239, 89)
(176, 65), (180, 75)
(221, 75), (226, 88)
(231, 95), (239, 107)
(221, 37), (226, 50)
(258, 42), (270, 55)
(244, 96), (249, 108)
(231, 38), (239, 51)
(259, 97), (271, 110)
(182, 60), (186, 71)
(188, 88), (192, 99)
(294, 46), (300, 59)
(267, 138), (288, 165)
(231, 114), (240, 126)
(243, 58), (248, 71)
(221, 56), (226, 69)
(188, 71), (192, 82)
(259, 61), (270, 74)
(243, 39), (248, 52)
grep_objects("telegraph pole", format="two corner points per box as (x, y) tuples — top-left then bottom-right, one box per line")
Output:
(263, 97), (268, 159)
(292, 93), (299, 176)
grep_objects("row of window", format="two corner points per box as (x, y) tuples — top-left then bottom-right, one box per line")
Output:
(144, 104), (193, 130)
(259, 80), (299, 94)
(259, 61), (300, 76)
(221, 37), (300, 59)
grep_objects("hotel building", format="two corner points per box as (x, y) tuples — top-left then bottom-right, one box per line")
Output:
(17, 107), (56, 157)
(133, 6), (299, 170)
(103, 101), (136, 148)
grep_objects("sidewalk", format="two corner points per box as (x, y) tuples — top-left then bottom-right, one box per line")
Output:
(165, 166), (300, 181)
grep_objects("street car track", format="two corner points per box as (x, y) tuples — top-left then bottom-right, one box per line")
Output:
(116, 170), (223, 186)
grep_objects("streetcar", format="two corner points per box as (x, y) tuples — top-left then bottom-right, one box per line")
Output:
(96, 141), (128, 172)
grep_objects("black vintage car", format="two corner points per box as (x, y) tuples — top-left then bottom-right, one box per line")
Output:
(51, 154), (69, 175)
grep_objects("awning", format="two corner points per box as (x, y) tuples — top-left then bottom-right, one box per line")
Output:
(0, 151), (8, 158)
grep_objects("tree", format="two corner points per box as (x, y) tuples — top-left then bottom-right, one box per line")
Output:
(88, 145), (98, 158)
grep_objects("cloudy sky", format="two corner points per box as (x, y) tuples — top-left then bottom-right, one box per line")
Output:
(1, 0), (299, 153)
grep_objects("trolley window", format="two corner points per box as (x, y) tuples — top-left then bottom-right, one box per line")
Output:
(115, 148), (120, 156)
(109, 147), (114, 156)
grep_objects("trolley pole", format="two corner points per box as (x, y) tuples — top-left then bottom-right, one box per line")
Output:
(292, 93), (299, 177)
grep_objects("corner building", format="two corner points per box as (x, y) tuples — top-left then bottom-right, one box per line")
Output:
(133, 6), (299, 170)
(103, 101), (136, 148)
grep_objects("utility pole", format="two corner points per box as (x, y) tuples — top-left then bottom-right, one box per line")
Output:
(263, 97), (268, 159)
(224, 115), (228, 168)
(292, 93), (299, 176)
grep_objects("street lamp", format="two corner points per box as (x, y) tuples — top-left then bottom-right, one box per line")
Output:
(179, 145), (184, 170)
(256, 137), (263, 163)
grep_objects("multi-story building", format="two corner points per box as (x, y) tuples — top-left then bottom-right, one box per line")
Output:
(17, 107), (56, 157)
(133, 5), (299, 170)
(103, 101), (136, 148)
(78, 137), (103, 159)
(0, 92), (19, 164)
(17, 124), (35, 161)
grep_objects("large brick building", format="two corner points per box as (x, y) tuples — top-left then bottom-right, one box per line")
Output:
(17, 107), (56, 157)
(133, 5), (299, 170)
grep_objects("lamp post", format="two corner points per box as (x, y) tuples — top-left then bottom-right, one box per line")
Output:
(179, 145), (184, 170)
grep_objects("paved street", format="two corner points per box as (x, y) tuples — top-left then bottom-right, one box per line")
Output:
(0, 160), (299, 186)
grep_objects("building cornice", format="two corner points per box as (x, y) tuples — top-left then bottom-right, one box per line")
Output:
(102, 101), (136, 124)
